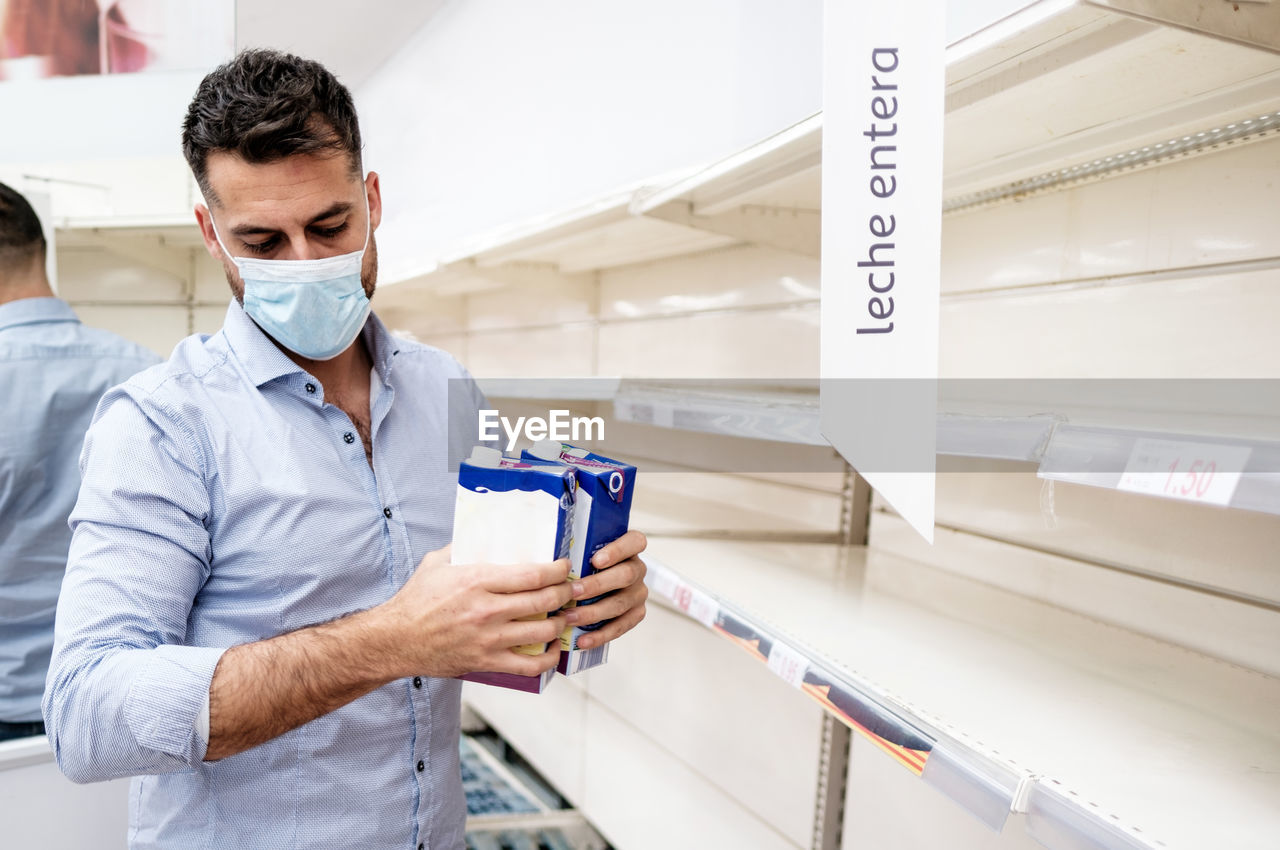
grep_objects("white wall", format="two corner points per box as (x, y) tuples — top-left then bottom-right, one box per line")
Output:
(355, 0), (825, 283)
(0, 70), (207, 163)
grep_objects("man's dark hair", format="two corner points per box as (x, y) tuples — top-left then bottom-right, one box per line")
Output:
(181, 49), (363, 202)
(0, 181), (47, 268)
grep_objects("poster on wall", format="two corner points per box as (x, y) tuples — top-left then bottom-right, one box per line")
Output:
(0, 0), (234, 81)
(820, 0), (945, 542)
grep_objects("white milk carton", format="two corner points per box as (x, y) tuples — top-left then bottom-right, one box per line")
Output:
(452, 446), (576, 693)
(525, 440), (637, 675)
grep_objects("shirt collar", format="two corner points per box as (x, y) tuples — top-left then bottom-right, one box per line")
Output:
(0, 296), (79, 332)
(220, 298), (401, 389)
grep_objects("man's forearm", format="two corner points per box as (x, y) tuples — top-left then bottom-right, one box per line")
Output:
(205, 606), (401, 761)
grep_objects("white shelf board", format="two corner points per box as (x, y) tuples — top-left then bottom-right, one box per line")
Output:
(613, 381), (825, 446)
(386, 2), (1279, 289)
(633, 114), (823, 217)
(645, 538), (1280, 850)
(636, 1), (1280, 222)
(476, 377), (622, 401)
(426, 171), (734, 285)
(0, 735), (53, 772)
(943, 0), (1280, 199)
(487, 379), (1051, 459)
(470, 379), (1280, 515)
(55, 214), (204, 249)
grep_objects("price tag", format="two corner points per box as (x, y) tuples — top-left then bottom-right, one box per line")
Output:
(670, 582), (693, 611)
(686, 588), (719, 628)
(647, 567), (678, 602)
(668, 582), (717, 626)
(1117, 438), (1251, 507)
(767, 640), (809, 689)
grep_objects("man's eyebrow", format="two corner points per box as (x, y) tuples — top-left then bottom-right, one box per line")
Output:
(230, 202), (354, 237)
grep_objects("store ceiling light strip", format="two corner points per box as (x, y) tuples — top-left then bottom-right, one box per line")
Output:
(944, 110), (1280, 212)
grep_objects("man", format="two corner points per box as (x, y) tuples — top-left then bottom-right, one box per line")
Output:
(43, 50), (648, 849)
(0, 182), (159, 743)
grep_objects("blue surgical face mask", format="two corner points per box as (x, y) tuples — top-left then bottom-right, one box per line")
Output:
(209, 187), (372, 361)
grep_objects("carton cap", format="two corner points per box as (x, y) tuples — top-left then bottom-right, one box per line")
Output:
(528, 439), (564, 463)
(468, 445), (504, 467)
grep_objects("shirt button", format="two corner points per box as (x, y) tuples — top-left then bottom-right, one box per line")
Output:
(343, 432), (355, 444)
(383, 507), (393, 519)
(416, 760), (425, 773)
(413, 676), (422, 688)
(305, 382), (317, 394)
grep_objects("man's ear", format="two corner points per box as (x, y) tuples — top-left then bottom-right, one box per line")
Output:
(194, 203), (225, 262)
(365, 172), (383, 232)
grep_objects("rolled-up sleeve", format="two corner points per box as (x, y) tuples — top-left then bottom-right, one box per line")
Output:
(42, 386), (225, 783)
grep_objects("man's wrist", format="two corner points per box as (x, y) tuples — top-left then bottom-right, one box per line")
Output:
(355, 601), (412, 682)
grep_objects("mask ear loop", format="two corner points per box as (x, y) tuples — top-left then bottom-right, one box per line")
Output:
(204, 200), (239, 268)
(357, 178), (372, 254)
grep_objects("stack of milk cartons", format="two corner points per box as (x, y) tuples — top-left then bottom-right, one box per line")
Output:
(451, 446), (576, 693)
(524, 440), (637, 676)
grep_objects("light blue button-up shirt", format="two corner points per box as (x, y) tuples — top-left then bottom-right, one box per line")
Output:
(45, 299), (486, 850)
(0, 296), (158, 723)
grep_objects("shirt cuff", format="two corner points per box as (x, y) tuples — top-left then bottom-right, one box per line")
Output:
(196, 689), (211, 746)
(123, 645), (226, 765)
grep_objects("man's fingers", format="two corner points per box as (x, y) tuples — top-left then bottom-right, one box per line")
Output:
(587, 530), (648, 572)
(476, 558), (572, 593)
(572, 555), (646, 601)
(576, 603), (647, 649)
(502, 582), (575, 619)
(490, 640), (561, 677)
(567, 579), (646, 628)
(495, 615), (567, 652)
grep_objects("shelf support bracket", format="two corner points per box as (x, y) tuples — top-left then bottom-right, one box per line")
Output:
(812, 713), (852, 850)
(839, 461), (872, 547)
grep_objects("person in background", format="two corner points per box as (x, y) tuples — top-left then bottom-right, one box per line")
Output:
(43, 49), (648, 849)
(0, 181), (159, 743)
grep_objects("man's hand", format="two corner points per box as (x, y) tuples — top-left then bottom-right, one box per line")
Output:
(562, 530), (649, 649)
(378, 545), (575, 679)
(204, 546), (572, 761)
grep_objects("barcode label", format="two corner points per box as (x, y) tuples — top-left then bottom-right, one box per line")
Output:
(568, 644), (609, 674)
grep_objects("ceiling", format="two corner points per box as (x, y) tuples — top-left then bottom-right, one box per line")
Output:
(234, 0), (448, 89)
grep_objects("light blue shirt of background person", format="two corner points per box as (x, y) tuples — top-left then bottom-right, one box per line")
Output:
(44, 299), (487, 850)
(0, 296), (159, 724)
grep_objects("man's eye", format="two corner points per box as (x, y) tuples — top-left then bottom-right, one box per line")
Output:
(243, 238), (279, 255)
(314, 222), (349, 239)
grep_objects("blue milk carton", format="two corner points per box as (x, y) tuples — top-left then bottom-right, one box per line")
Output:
(525, 440), (636, 675)
(452, 446), (576, 693)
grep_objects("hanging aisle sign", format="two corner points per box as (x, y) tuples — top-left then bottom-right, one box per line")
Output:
(820, 0), (945, 542)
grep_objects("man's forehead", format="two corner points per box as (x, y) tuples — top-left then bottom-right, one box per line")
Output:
(204, 150), (361, 217)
